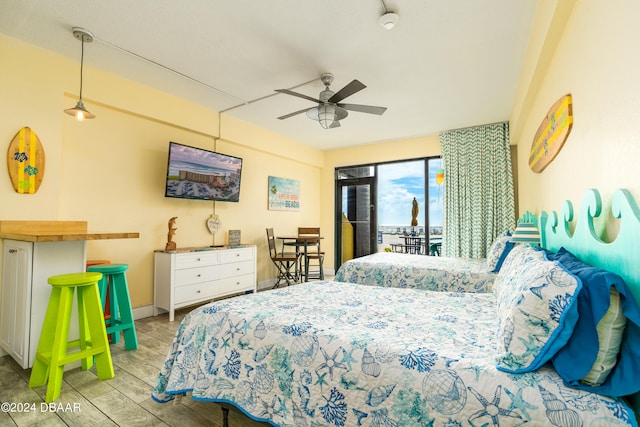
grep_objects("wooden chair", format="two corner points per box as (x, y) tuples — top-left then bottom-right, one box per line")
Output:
(298, 227), (324, 280)
(266, 228), (300, 287)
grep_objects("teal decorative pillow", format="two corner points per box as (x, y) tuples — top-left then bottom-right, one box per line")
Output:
(486, 232), (515, 273)
(495, 256), (581, 373)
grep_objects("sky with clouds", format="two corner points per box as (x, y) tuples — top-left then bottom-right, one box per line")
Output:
(377, 159), (443, 228)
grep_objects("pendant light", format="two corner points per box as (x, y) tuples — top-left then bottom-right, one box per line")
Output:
(64, 27), (95, 120)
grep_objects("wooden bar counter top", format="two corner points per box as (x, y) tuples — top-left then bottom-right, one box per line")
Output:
(0, 220), (139, 242)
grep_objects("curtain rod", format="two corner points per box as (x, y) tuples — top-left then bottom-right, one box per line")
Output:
(443, 120), (508, 133)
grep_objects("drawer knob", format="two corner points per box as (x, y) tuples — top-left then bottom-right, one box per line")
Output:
(197, 274), (201, 277)
(236, 267), (240, 271)
(236, 253), (240, 256)
(197, 290), (201, 294)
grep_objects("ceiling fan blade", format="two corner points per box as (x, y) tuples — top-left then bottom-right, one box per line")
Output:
(275, 89), (321, 104)
(277, 107), (312, 120)
(338, 103), (387, 115)
(328, 80), (366, 103)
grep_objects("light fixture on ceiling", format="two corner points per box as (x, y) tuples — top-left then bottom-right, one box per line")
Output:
(379, 0), (399, 30)
(64, 27), (95, 120)
(317, 104), (337, 129)
(306, 104), (348, 129)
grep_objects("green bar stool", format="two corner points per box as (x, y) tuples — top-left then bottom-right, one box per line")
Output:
(86, 260), (112, 323)
(29, 272), (114, 402)
(87, 264), (138, 350)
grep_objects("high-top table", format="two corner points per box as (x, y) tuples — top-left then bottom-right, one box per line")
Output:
(0, 221), (139, 369)
(277, 235), (323, 282)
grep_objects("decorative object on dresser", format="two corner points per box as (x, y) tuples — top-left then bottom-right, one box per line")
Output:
(7, 127), (45, 194)
(154, 245), (257, 321)
(228, 229), (241, 246)
(165, 216), (177, 251)
(206, 214), (220, 234)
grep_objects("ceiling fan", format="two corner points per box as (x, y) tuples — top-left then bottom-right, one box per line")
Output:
(275, 73), (387, 129)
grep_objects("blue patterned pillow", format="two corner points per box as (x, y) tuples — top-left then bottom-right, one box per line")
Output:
(495, 256), (581, 373)
(486, 232), (515, 273)
(493, 244), (545, 294)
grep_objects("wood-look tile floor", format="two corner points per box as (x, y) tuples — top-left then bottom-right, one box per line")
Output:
(0, 306), (270, 427)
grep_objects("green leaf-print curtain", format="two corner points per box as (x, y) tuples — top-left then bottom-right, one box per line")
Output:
(440, 122), (515, 258)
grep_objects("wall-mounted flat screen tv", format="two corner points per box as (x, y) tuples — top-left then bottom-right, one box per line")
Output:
(164, 141), (243, 202)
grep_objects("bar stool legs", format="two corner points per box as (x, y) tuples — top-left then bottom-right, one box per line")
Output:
(87, 264), (138, 350)
(29, 272), (114, 402)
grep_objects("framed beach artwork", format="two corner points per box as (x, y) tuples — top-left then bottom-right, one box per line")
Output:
(268, 176), (300, 211)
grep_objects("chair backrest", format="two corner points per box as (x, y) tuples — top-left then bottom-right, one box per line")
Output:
(298, 227), (321, 252)
(266, 228), (278, 258)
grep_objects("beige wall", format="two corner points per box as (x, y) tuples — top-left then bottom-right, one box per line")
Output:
(510, 0), (640, 229)
(0, 35), (323, 309)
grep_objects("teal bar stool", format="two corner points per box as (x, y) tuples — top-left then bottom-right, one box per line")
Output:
(87, 264), (138, 350)
(29, 272), (114, 402)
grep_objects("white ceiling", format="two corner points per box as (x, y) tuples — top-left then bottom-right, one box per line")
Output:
(0, 0), (538, 150)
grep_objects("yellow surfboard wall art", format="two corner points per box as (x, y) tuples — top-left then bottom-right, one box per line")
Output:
(529, 94), (573, 173)
(7, 127), (46, 194)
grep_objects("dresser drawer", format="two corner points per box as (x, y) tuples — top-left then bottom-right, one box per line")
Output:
(219, 260), (254, 279)
(219, 248), (253, 264)
(218, 274), (255, 294)
(175, 252), (218, 269)
(174, 282), (219, 305)
(175, 265), (219, 286)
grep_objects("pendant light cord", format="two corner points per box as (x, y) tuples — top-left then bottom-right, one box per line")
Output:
(79, 39), (85, 101)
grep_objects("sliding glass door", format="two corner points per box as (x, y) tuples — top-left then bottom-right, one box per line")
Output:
(335, 167), (376, 266)
(335, 157), (443, 269)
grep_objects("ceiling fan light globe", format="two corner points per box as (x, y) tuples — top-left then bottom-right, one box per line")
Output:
(318, 104), (336, 129)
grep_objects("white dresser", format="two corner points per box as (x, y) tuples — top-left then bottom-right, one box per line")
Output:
(153, 245), (257, 321)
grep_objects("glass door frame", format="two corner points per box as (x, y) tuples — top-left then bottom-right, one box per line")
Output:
(334, 156), (442, 270)
(334, 175), (377, 270)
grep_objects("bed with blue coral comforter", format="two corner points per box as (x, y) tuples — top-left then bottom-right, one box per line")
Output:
(151, 281), (636, 426)
(334, 252), (496, 292)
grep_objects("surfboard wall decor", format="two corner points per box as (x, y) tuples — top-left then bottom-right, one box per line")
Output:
(7, 127), (45, 194)
(529, 94), (573, 173)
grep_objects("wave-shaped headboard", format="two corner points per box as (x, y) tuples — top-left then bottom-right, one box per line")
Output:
(540, 188), (640, 415)
(540, 188), (640, 306)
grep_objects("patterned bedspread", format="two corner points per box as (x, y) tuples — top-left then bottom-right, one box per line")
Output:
(335, 252), (495, 292)
(152, 282), (635, 426)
